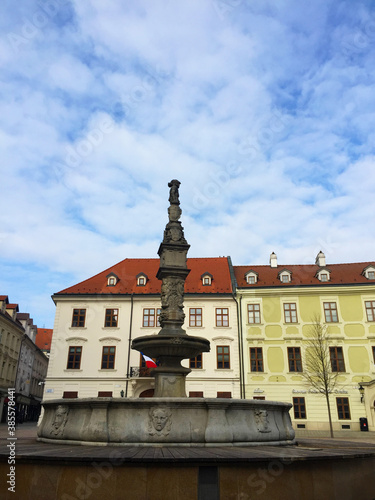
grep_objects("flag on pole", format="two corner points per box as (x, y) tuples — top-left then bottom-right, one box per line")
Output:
(141, 353), (157, 368)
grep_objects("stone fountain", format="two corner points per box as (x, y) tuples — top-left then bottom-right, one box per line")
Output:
(37, 180), (295, 447)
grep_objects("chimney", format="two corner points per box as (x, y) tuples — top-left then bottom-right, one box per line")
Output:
(270, 252), (277, 268)
(315, 251), (326, 267)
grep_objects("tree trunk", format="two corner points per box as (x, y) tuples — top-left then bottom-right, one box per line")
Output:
(325, 392), (334, 438)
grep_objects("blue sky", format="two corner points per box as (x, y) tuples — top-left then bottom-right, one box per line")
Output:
(1, 0), (375, 328)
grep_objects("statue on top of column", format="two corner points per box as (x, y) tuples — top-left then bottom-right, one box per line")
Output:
(168, 179), (180, 205)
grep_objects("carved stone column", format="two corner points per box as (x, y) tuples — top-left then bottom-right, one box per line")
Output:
(132, 180), (210, 397)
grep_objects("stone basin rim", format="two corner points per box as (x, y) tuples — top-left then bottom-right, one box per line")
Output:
(41, 397), (293, 410)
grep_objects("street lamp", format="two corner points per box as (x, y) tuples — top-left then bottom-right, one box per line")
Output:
(358, 384), (365, 403)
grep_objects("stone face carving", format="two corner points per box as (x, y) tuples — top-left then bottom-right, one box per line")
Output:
(50, 405), (69, 436)
(148, 407), (172, 436)
(254, 409), (271, 433)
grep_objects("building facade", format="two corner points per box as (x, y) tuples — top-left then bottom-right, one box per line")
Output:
(234, 252), (375, 432)
(44, 257), (240, 402)
(0, 297), (23, 421)
(0, 298), (48, 422)
(43, 251), (375, 433)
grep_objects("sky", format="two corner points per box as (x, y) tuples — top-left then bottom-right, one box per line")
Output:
(1, 0), (375, 328)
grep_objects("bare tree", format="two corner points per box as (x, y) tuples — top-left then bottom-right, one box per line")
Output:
(302, 317), (338, 438)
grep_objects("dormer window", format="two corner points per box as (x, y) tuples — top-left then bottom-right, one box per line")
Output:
(136, 273), (148, 286)
(245, 270), (259, 284)
(278, 270), (292, 283)
(362, 265), (375, 280)
(106, 273), (119, 287)
(201, 273), (213, 286)
(315, 268), (331, 282)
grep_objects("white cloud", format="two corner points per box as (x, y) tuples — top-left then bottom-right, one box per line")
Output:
(1, 0), (375, 327)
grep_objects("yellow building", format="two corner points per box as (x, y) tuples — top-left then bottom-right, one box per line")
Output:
(234, 252), (375, 432)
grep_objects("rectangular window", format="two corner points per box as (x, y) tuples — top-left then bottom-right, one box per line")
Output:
(189, 308), (202, 327)
(98, 391), (112, 397)
(190, 354), (202, 369)
(189, 391), (204, 397)
(288, 347), (302, 372)
(217, 346), (230, 369)
(63, 391), (78, 399)
(324, 302), (338, 322)
(248, 304), (261, 324)
(143, 308), (155, 327)
(67, 346), (82, 369)
(71, 309), (86, 327)
(284, 303), (297, 323)
(217, 392), (232, 398)
(250, 347), (263, 372)
(101, 346), (116, 369)
(365, 301), (375, 322)
(104, 309), (118, 327)
(373, 346), (375, 364)
(293, 397), (306, 419)
(330, 346), (345, 372)
(336, 397), (351, 420)
(216, 308), (229, 327)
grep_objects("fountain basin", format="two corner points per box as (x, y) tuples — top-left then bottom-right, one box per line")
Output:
(37, 397), (295, 447)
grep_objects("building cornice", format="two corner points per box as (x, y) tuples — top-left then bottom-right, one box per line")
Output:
(236, 283), (375, 297)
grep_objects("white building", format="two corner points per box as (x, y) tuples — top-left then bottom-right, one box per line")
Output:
(44, 257), (240, 401)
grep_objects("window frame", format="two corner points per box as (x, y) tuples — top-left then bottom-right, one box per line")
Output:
(216, 308), (229, 327)
(71, 309), (86, 328)
(336, 397), (351, 420)
(101, 346), (116, 369)
(67, 346), (82, 369)
(293, 397), (307, 419)
(365, 301), (375, 322)
(189, 308), (202, 327)
(287, 347), (303, 372)
(189, 353), (203, 369)
(324, 302), (338, 323)
(104, 308), (118, 328)
(247, 304), (261, 324)
(217, 345), (230, 369)
(250, 347), (264, 372)
(283, 303), (298, 323)
(329, 346), (345, 372)
(142, 308), (161, 327)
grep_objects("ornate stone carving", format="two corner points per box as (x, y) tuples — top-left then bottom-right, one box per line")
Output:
(159, 277), (186, 327)
(168, 179), (180, 205)
(50, 405), (69, 436)
(163, 222), (187, 245)
(148, 407), (172, 436)
(254, 409), (271, 433)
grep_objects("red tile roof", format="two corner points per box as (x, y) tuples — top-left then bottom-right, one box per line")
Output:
(6, 304), (19, 310)
(56, 257), (234, 296)
(36, 328), (53, 350)
(234, 262), (375, 288)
